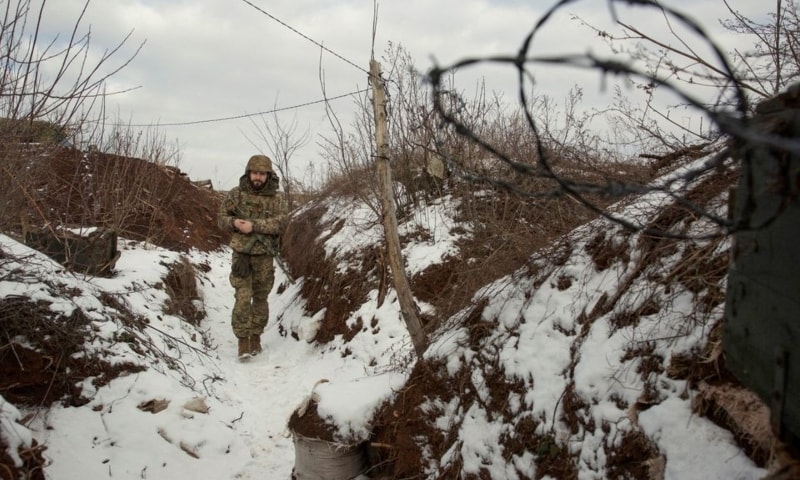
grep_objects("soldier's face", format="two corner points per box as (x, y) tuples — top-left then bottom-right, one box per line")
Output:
(249, 171), (268, 189)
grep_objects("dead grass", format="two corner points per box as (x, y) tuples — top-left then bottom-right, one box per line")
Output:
(368, 358), (460, 479)
(663, 321), (799, 470)
(369, 300), (584, 479)
(586, 230), (632, 271)
(0, 256), (200, 478)
(281, 202), (378, 344)
(413, 190), (601, 325)
(0, 439), (46, 480)
(0, 295), (147, 408)
(3, 146), (228, 253)
(609, 296), (661, 331)
(694, 382), (775, 467)
(605, 428), (662, 480)
(644, 143), (713, 175)
(164, 255), (205, 325)
(668, 238), (729, 295)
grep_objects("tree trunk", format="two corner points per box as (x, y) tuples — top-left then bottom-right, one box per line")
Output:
(369, 59), (427, 357)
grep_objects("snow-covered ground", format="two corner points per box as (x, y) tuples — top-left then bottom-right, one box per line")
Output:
(0, 235), (409, 479)
(0, 175), (769, 479)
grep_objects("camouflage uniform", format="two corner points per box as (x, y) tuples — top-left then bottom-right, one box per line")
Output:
(217, 155), (287, 355)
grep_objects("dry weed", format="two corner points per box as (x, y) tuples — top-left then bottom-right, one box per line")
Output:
(4, 146), (228, 253)
(694, 382), (774, 467)
(164, 256), (205, 325)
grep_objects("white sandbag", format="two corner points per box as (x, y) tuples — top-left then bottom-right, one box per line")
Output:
(292, 432), (367, 480)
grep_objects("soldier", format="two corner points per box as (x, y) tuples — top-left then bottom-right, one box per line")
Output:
(217, 154), (287, 360)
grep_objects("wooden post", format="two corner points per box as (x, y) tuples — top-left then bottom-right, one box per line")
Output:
(369, 59), (427, 357)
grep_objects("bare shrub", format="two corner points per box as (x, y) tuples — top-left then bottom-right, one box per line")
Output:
(247, 99), (311, 210)
(0, 0), (141, 229)
(7, 144), (227, 252)
(0, 2), (223, 254)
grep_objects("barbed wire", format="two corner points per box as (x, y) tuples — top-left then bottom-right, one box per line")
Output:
(121, 89), (369, 128)
(238, 0), (402, 108)
(106, 1), (374, 129)
(238, 0), (371, 78)
(426, 0), (790, 238)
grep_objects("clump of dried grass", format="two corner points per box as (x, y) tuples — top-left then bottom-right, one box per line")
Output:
(694, 382), (775, 467)
(164, 255), (205, 325)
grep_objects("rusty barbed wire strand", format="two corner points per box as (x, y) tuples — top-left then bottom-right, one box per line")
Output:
(112, 1), (374, 129)
(426, 0), (792, 238)
(119, 89), (369, 128)
(239, 0), (370, 77)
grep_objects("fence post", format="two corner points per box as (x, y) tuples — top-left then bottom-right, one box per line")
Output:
(369, 59), (427, 357)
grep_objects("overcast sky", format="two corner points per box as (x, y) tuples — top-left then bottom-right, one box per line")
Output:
(33, 0), (763, 190)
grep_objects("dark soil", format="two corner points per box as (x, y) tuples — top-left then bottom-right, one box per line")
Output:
(0, 147), (222, 478)
(0, 296), (146, 479)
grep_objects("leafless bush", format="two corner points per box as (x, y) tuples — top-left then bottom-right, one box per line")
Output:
(423, 0), (800, 244)
(0, 1), (140, 125)
(247, 98), (311, 210)
(310, 36), (664, 329)
(0, 1), (152, 239)
(97, 119), (182, 166)
(0, 0), (137, 180)
(423, 0), (767, 238)
(0, 2), (221, 253)
(317, 52), (382, 216)
(582, 0), (800, 106)
(6, 142), (223, 253)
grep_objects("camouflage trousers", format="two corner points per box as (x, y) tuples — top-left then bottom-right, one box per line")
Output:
(229, 252), (275, 338)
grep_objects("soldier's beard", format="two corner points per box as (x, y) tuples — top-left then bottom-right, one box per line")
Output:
(249, 179), (265, 190)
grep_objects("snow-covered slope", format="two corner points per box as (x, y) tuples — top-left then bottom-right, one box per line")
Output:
(0, 157), (780, 479)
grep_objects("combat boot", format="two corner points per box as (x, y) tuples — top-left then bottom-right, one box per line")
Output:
(250, 334), (262, 355)
(237, 336), (251, 360)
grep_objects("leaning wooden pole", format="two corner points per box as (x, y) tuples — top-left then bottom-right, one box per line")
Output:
(369, 59), (427, 357)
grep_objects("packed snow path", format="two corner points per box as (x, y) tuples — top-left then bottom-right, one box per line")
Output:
(198, 250), (399, 479)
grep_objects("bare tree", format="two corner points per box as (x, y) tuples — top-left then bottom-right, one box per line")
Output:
(599, 0), (800, 103)
(721, 0), (800, 98)
(247, 97), (310, 209)
(316, 47), (384, 217)
(572, 0), (800, 144)
(0, 0), (142, 128)
(0, 0), (143, 233)
(0, 0), (196, 252)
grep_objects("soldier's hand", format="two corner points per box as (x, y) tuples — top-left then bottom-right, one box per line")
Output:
(233, 219), (254, 234)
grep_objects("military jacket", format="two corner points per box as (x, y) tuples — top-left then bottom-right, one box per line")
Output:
(218, 174), (287, 255)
